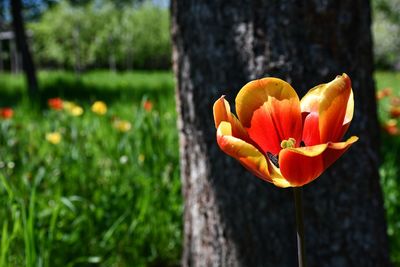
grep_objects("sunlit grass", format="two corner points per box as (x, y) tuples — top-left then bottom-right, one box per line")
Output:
(0, 71), (181, 267)
(375, 71), (400, 92)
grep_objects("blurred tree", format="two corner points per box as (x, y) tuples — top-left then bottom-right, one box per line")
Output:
(22, 0), (59, 20)
(172, 1), (391, 266)
(29, 0), (171, 70)
(373, 0), (400, 24)
(101, 0), (146, 8)
(11, 0), (38, 97)
(372, 0), (400, 69)
(0, 0), (10, 30)
(129, 3), (170, 69)
(0, 0), (5, 23)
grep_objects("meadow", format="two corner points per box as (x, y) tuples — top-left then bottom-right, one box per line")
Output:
(0, 71), (181, 267)
(0, 70), (399, 266)
(375, 71), (400, 265)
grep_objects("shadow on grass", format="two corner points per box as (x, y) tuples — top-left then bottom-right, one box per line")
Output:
(0, 71), (175, 107)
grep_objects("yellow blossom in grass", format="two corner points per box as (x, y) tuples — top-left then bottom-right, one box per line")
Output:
(46, 132), (62, 144)
(70, 106), (84, 116)
(63, 101), (75, 111)
(91, 101), (107, 115)
(113, 119), (131, 132)
(138, 154), (145, 164)
(63, 101), (84, 116)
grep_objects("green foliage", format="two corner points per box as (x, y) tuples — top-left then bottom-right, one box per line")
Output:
(0, 71), (181, 266)
(375, 71), (400, 266)
(29, 1), (171, 70)
(129, 4), (171, 69)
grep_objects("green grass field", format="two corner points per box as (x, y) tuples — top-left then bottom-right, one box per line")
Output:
(0, 71), (181, 267)
(375, 71), (400, 265)
(0, 70), (399, 266)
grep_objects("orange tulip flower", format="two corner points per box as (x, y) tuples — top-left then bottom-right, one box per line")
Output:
(48, 98), (63, 110)
(383, 119), (399, 136)
(143, 100), (153, 112)
(0, 107), (13, 119)
(376, 87), (392, 100)
(390, 106), (400, 118)
(390, 96), (400, 106)
(213, 74), (358, 187)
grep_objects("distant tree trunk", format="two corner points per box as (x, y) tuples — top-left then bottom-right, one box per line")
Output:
(171, 1), (391, 266)
(126, 48), (133, 70)
(0, 40), (3, 71)
(0, 1), (5, 27)
(73, 28), (81, 74)
(11, 0), (38, 98)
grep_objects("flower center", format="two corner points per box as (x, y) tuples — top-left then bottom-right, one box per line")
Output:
(280, 138), (296, 149)
(267, 152), (279, 168)
(267, 138), (297, 168)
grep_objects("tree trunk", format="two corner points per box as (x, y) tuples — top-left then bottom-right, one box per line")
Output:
(171, 1), (391, 266)
(11, 0), (38, 98)
(73, 27), (82, 74)
(0, 40), (3, 72)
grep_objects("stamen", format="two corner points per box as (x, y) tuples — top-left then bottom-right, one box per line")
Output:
(300, 141), (305, 147)
(267, 152), (279, 168)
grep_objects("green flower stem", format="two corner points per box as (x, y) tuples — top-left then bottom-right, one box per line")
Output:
(293, 187), (307, 267)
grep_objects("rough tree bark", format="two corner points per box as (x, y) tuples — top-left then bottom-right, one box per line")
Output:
(171, 1), (391, 267)
(11, 0), (38, 98)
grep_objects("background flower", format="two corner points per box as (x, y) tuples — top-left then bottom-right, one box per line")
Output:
(46, 132), (62, 144)
(0, 107), (14, 119)
(63, 101), (84, 116)
(113, 119), (131, 132)
(91, 101), (107, 115)
(143, 100), (153, 112)
(48, 98), (63, 110)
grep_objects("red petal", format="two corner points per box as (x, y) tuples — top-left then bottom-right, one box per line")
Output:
(302, 112), (321, 146)
(318, 74), (352, 142)
(300, 74), (354, 143)
(235, 78), (302, 155)
(278, 136), (358, 186)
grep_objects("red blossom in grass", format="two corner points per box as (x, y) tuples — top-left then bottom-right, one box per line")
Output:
(376, 87), (392, 100)
(143, 100), (153, 112)
(390, 96), (400, 107)
(390, 106), (400, 118)
(213, 74), (358, 187)
(383, 119), (399, 136)
(48, 98), (63, 110)
(0, 107), (13, 119)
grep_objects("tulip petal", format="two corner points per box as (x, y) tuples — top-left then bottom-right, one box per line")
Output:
(338, 90), (354, 138)
(272, 177), (291, 188)
(278, 136), (358, 186)
(319, 74), (353, 142)
(302, 112), (321, 146)
(300, 84), (325, 114)
(235, 78), (302, 155)
(268, 163), (292, 188)
(213, 96), (231, 128)
(301, 74), (354, 143)
(343, 90), (354, 125)
(217, 121), (273, 183)
(213, 96), (249, 141)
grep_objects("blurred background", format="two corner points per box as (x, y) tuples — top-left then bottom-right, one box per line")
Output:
(0, 0), (399, 266)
